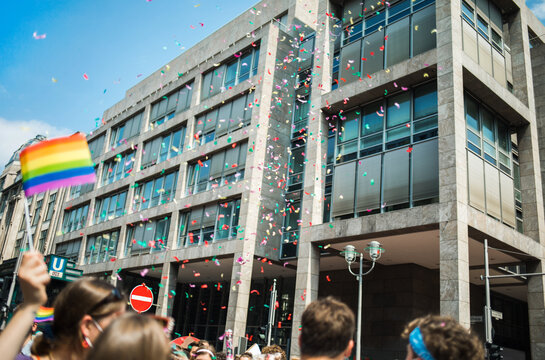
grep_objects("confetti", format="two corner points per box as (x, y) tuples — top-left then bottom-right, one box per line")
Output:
(83, 73), (89, 80)
(32, 32), (46, 40)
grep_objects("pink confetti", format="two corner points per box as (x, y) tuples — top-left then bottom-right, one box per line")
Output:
(83, 73), (89, 80)
(140, 268), (149, 277)
(32, 32), (46, 40)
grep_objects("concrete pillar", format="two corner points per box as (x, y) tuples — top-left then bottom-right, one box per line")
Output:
(156, 262), (178, 317)
(290, 0), (330, 355)
(436, 0), (471, 327)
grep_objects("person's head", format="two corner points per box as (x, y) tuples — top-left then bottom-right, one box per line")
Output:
(87, 313), (171, 360)
(187, 341), (200, 357)
(171, 343), (189, 360)
(401, 315), (485, 360)
(195, 343), (216, 360)
(262, 345), (286, 360)
(32, 278), (126, 356)
(214, 351), (226, 360)
(299, 297), (355, 359)
(238, 352), (253, 360)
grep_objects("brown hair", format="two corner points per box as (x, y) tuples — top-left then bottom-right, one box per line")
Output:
(262, 345), (286, 360)
(300, 297), (355, 358)
(401, 315), (485, 360)
(32, 277), (126, 356)
(87, 313), (170, 360)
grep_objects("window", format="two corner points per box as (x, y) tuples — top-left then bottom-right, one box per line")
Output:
(109, 112), (143, 149)
(62, 203), (90, 233)
(86, 229), (119, 264)
(186, 144), (247, 195)
(44, 192), (56, 222)
(194, 94), (253, 146)
(334, 0), (435, 86)
(178, 199), (240, 247)
(93, 190), (128, 224)
(142, 127), (185, 168)
(37, 230), (48, 253)
(32, 200), (43, 226)
(88, 134), (105, 159)
(201, 46), (260, 100)
(125, 217), (170, 256)
(133, 171), (178, 212)
(55, 239), (81, 263)
(326, 82), (439, 220)
(150, 82), (193, 127)
(281, 195), (301, 259)
(101, 151), (135, 186)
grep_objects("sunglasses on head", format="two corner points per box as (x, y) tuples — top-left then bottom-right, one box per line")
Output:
(87, 287), (123, 316)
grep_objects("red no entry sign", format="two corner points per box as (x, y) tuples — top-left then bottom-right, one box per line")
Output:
(130, 284), (154, 313)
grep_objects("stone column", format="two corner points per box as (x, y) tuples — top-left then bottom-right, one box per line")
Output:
(436, 0), (471, 327)
(289, 0), (329, 355)
(156, 262), (178, 317)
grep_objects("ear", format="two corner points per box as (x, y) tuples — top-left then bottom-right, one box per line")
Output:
(343, 339), (354, 358)
(80, 314), (94, 338)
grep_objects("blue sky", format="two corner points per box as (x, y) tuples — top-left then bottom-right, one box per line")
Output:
(0, 0), (258, 167)
(0, 0), (544, 168)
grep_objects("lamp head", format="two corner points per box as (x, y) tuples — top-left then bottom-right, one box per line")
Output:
(343, 244), (357, 264)
(366, 241), (383, 261)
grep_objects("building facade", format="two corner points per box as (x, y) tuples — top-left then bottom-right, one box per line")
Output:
(1, 0), (545, 358)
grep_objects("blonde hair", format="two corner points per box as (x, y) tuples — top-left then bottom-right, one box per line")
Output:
(87, 313), (170, 360)
(32, 277), (126, 356)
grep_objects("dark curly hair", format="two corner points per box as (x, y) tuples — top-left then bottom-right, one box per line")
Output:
(401, 315), (485, 360)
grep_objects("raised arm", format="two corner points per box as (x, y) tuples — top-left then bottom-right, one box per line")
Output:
(0, 252), (50, 360)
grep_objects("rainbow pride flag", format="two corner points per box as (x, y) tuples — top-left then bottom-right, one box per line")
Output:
(20, 133), (96, 197)
(35, 306), (54, 323)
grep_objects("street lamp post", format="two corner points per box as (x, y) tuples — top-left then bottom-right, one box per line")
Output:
(343, 241), (384, 360)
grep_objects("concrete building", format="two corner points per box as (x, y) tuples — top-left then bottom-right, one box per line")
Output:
(1, 0), (545, 358)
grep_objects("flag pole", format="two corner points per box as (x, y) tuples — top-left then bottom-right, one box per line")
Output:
(1, 192), (36, 329)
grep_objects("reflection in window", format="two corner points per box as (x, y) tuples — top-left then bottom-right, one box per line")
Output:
(125, 217), (170, 256)
(86, 229), (119, 264)
(133, 171), (178, 212)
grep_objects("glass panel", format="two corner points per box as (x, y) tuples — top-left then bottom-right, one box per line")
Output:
(414, 82), (437, 119)
(463, 20), (479, 63)
(356, 154), (381, 212)
(497, 121), (509, 153)
(361, 133), (382, 149)
(478, 35), (493, 74)
(204, 109), (218, 132)
(339, 111), (359, 142)
(467, 152), (485, 211)
(159, 134), (171, 163)
(224, 147), (239, 172)
(412, 4), (436, 56)
(476, 0), (489, 18)
(465, 96), (480, 131)
(170, 129), (182, 158)
(387, 92), (410, 128)
(386, 126), (410, 142)
(151, 177), (164, 207)
(238, 53), (253, 81)
(230, 96), (246, 125)
(142, 181), (153, 210)
(414, 115), (438, 134)
(201, 72), (213, 100)
(362, 29), (384, 75)
(340, 40), (362, 84)
(362, 101), (383, 135)
(225, 61), (238, 88)
(467, 129), (481, 148)
(481, 108), (495, 142)
(483, 141), (496, 159)
(492, 48), (506, 86)
(116, 192), (126, 217)
(298, 37), (315, 71)
(216, 102), (232, 136)
(216, 201), (232, 240)
(412, 139), (439, 201)
(163, 172), (176, 201)
(343, 0), (362, 24)
(332, 161), (356, 217)
(210, 152), (224, 179)
(289, 147), (305, 176)
(383, 148), (410, 206)
(386, 17), (410, 67)
(500, 173), (515, 227)
(490, 2), (502, 29)
(462, 1), (475, 23)
(252, 48), (259, 75)
(485, 162), (501, 219)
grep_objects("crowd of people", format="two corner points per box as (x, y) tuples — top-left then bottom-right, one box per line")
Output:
(1, 252), (485, 360)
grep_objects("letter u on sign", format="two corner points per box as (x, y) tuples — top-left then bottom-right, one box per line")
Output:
(51, 257), (66, 272)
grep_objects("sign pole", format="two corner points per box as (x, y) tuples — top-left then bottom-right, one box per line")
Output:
(267, 279), (277, 346)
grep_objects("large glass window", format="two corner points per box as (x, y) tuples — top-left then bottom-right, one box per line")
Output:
(109, 112), (143, 149)
(142, 127), (186, 168)
(133, 171), (178, 212)
(187, 143), (247, 195)
(93, 190), (128, 224)
(44, 192), (57, 222)
(178, 199), (240, 247)
(32, 199), (43, 226)
(88, 134), (105, 159)
(326, 82), (438, 220)
(101, 151), (135, 186)
(335, 0), (435, 86)
(125, 217), (170, 256)
(194, 94), (252, 146)
(62, 203), (90, 233)
(150, 81), (193, 128)
(201, 46), (260, 100)
(55, 239), (81, 263)
(86, 229), (119, 264)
